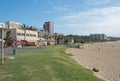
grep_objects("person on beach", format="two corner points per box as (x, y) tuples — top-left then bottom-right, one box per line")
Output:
(98, 48), (100, 51)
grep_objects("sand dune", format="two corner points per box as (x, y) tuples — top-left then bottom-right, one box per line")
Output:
(66, 41), (120, 81)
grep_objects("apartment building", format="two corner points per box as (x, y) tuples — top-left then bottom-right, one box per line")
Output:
(5, 21), (39, 46)
(43, 21), (54, 35)
(0, 23), (7, 37)
(0, 23), (6, 28)
(6, 21), (22, 29)
(10, 28), (39, 45)
(0, 23), (7, 47)
(0, 20), (56, 46)
(90, 34), (108, 41)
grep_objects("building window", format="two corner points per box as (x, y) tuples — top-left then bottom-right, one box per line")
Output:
(17, 33), (36, 37)
(30, 34), (33, 37)
(22, 33), (25, 36)
(34, 35), (36, 37)
(29, 34), (36, 37)
(17, 33), (21, 36)
(26, 34), (29, 36)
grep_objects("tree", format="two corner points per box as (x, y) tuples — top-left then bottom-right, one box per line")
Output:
(4, 31), (13, 47)
(22, 24), (27, 40)
(64, 34), (91, 43)
(43, 33), (50, 41)
(57, 34), (65, 44)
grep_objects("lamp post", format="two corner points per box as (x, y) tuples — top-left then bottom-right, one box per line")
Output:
(1, 29), (4, 64)
(0, 23), (6, 64)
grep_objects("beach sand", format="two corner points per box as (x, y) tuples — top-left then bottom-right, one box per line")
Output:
(66, 41), (120, 81)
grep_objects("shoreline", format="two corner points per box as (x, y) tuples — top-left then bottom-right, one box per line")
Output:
(66, 41), (120, 81)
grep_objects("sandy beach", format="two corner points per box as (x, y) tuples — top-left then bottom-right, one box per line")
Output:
(66, 41), (120, 81)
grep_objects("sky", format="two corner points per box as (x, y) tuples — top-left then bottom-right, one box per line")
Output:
(0, 0), (120, 37)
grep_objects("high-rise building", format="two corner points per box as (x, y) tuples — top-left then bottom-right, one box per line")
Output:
(43, 21), (54, 34)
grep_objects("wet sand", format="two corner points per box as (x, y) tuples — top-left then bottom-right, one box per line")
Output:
(66, 41), (120, 81)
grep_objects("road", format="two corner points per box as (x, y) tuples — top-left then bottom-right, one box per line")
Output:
(0, 47), (43, 54)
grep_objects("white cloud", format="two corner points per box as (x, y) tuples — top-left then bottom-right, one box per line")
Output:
(84, 0), (111, 5)
(53, 6), (69, 12)
(57, 6), (120, 36)
(44, 5), (70, 13)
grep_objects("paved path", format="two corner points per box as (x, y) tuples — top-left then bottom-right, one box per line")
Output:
(0, 47), (42, 54)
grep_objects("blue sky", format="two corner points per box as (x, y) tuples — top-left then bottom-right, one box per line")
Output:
(0, 0), (120, 37)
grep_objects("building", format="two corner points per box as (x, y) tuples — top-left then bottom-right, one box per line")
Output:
(68, 37), (74, 44)
(43, 21), (54, 35)
(0, 23), (7, 38)
(4, 20), (39, 46)
(0, 23), (6, 28)
(0, 23), (7, 47)
(43, 21), (55, 45)
(38, 30), (46, 46)
(6, 21), (22, 29)
(38, 30), (45, 41)
(10, 28), (39, 45)
(90, 34), (108, 41)
(1, 20), (56, 46)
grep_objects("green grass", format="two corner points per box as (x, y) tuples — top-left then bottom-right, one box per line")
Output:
(0, 46), (104, 81)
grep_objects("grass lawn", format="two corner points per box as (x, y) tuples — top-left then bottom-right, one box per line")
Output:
(0, 46), (104, 81)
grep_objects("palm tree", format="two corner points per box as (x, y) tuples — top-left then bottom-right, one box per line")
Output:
(22, 24), (27, 40)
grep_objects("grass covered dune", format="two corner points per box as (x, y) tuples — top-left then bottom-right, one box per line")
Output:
(0, 46), (104, 81)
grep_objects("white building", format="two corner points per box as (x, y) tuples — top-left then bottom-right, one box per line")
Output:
(0, 23), (7, 47)
(0, 23), (7, 38)
(0, 23), (6, 28)
(10, 28), (39, 45)
(90, 34), (108, 41)
(6, 21), (22, 29)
